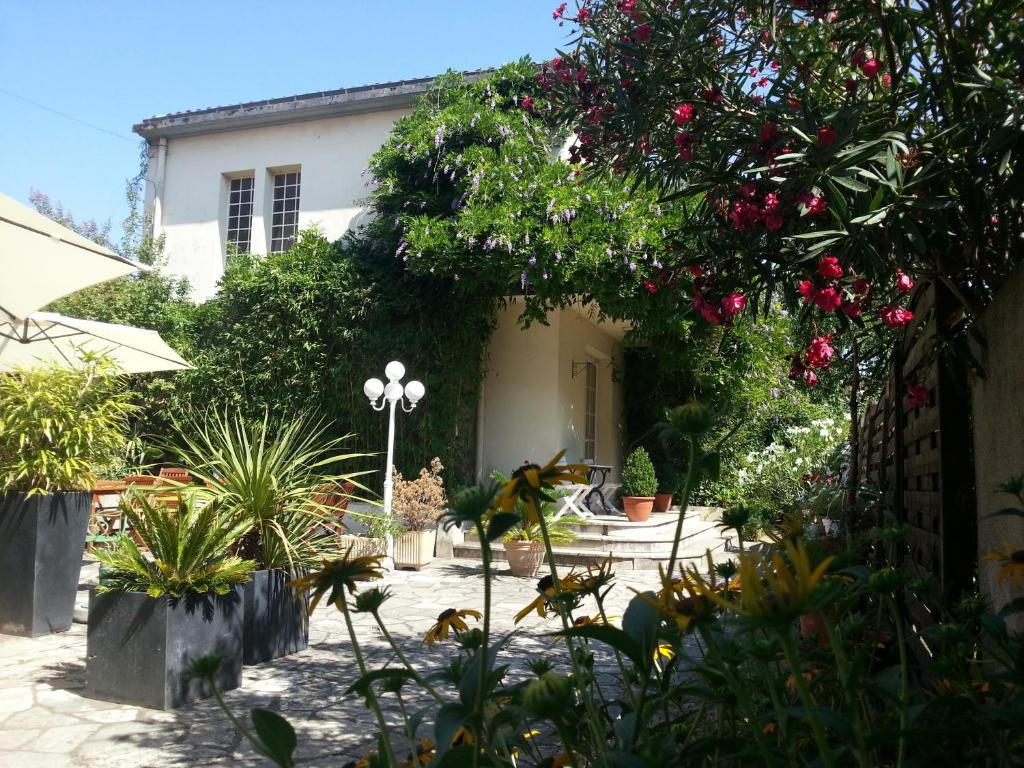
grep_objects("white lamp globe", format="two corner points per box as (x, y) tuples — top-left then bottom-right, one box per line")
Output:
(405, 380), (425, 403)
(384, 381), (404, 402)
(385, 360), (406, 382)
(363, 378), (385, 401)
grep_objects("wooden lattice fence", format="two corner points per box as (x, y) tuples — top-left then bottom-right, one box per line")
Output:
(857, 281), (976, 637)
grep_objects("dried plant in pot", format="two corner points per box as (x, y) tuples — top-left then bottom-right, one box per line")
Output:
(392, 458), (446, 570)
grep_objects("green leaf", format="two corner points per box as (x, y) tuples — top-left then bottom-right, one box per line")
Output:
(555, 624), (645, 669)
(345, 668), (415, 696)
(830, 175), (871, 193)
(486, 512), (522, 541)
(622, 592), (661, 669)
(251, 709), (297, 768)
(433, 702), (469, 763)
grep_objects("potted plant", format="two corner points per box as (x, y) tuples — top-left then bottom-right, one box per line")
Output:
(503, 516), (577, 578)
(0, 357), (134, 637)
(620, 447), (658, 522)
(653, 459), (680, 514)
(170, 409), (367, 665)
(341, 511), (403, 566)
(87, 489), (254, 709)
(391, 458), (446, 570)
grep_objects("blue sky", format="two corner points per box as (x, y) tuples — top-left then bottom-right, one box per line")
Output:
(0, 1), (569, 237)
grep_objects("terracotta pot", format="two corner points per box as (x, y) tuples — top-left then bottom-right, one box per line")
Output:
(504, 540), (546, 578)
(653, 493), (673, 513)
(622, 496), (655, 522)
(799, 611), (831, 646)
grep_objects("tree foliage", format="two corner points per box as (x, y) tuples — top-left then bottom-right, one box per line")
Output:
(544, 0), (1024, 384)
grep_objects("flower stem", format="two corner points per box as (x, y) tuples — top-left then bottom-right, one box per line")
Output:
(666, 439), (699, 578)
(780, 631), (836, 768)
(339, 590), (398, 768)
(372, 612), (445, 703)
(536, 502), (610, 767)
(472, 520), (493, 766)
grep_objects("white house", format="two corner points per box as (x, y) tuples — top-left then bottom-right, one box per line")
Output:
(134, 73), (627, 481)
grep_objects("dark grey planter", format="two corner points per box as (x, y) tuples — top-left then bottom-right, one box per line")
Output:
(0, 491), (91, 637)
(242, 568), (309, 665)
(85, 587), (244, 710)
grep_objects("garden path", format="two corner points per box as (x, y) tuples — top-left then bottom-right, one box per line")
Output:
(0, 559), (685, 767)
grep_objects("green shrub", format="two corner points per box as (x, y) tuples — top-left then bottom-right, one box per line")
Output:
(95, 489), (254, 598)
(621, 447), (658, 497)
(0, 356), (136, 493)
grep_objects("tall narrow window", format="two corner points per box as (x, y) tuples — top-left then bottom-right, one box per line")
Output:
(584, 358), (597, 461)
(270, 170), (301, 253)
(226, 176), (254, 254)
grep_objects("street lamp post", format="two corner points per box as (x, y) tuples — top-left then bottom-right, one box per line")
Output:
(363, 360), (425, 532)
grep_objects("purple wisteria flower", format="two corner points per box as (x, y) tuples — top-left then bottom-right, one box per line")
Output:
(434, 125), (445, 149)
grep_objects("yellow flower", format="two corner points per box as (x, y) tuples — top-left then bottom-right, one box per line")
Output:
(640, 568), (714, 633)
(450, 727), (475, 747)
(497, 451), (589, 523)
(513, 564), (610, 624)
(424, 607), (482, 646)
(289, 550), (385, 613)
(654, 643), (675, 661)
(401, 737), (436, 767)
(984, 546), (1024, 587)
(689, 538), (834, 621)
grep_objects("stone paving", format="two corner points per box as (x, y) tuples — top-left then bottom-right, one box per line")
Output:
(0, 559), (677, 768)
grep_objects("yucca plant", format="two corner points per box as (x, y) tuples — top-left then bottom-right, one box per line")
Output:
(95, 489), (255, 598)
(168, 409), (371, 571)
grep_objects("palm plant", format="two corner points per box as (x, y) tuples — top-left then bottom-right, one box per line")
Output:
(169, 409), (370, 571)
(95, 489), (254, 598)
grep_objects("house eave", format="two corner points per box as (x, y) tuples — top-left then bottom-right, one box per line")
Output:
(133, 70), (490, 141)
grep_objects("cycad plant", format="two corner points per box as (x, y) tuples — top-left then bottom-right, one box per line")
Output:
(169, 409), (370, 572)
(95, 489), (254, 598)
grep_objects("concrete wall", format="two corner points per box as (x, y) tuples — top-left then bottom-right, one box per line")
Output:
(972, 265), (1024, 618)
(477, 300), (625, 482)
(148, 107), (410, 298)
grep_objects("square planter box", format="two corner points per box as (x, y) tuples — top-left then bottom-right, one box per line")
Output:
(85, 587), (244, 710)
(394, 529), (436, 570)
(242, 569), (309, 666)
(0, 491), (91, 637)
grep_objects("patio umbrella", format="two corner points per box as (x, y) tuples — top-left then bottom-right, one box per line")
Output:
(0, 312), (191, 374)
(0, 193), (146, 321)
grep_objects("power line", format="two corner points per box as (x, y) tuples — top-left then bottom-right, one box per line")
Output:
(0, 86), (137, 143)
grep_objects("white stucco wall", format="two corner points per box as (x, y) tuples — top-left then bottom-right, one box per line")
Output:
(478, 300), (625, 482)
(149, 107), (410, 298)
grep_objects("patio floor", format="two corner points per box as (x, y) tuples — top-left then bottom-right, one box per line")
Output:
(0, 560), (676, 767)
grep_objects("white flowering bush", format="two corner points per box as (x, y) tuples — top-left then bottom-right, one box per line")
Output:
(736, 417), (847, 518)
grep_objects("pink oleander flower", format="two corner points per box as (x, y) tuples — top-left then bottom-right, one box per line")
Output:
(818, 256), (843, 279)
(880, 304), (914, 327)
(798, 280), (815, 303)
(905, 383), (930, 408)
(805, 334), (835, 369)
(813, 286), (843, 313)
(895, 269), (914, 293)
(861, 58), (882, 78)
(673, 103), (695, 125)
(817, 126), (837, 147)
(721, 291), (746, 318)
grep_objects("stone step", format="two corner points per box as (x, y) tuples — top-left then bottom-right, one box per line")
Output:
(451, 538), (728, 572)
(559, 507), (722, 536)
(464, 524), (723, 556)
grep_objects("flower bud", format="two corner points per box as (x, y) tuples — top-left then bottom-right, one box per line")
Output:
(522, 672), (573, 719)
(668, 401), (713, 436)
